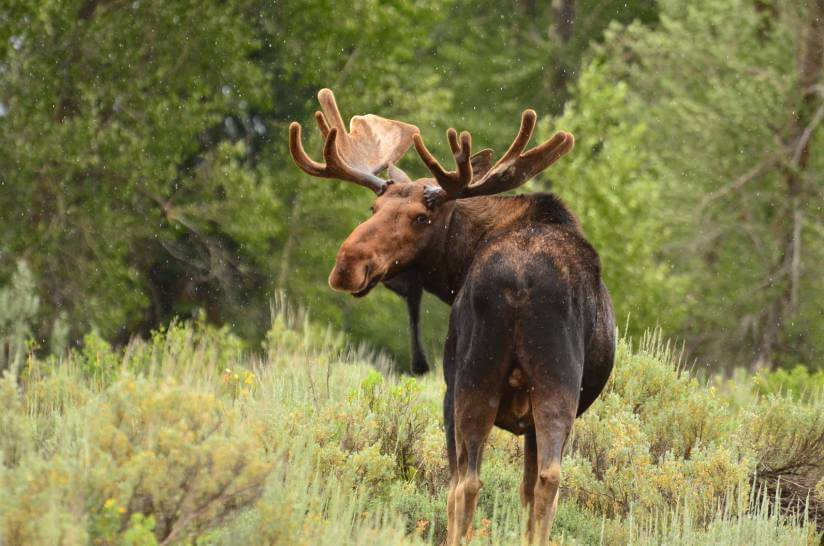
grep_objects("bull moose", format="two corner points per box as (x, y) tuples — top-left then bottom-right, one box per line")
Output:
(288, 89), (616, 545)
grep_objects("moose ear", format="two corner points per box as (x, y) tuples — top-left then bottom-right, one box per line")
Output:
(470, 149), (493, 181)
(423, 184), (448, 209)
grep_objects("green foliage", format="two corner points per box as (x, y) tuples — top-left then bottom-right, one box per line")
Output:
(742, 394), (824, 522)
(540, 65), (688, 337)
(566, 335), (752, 522)
(578, 0), (824, 369)
(5, 0), (818, 375)
(754, 366), (824, 400)
(0, 261), (39, 373)
(79, 329), (120, 383)
(87, 376), (271, 543)
(1, 305), (821, 545)
(0, 0), (668, 371)
(0, 0), (269, 342)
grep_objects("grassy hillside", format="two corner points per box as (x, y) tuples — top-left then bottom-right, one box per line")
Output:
(1, 302), (822, 545)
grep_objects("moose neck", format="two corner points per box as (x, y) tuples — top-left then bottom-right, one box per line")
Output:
(414, 195), (534, 304)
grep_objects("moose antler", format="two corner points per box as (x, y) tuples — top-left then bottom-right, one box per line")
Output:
(413, 109), (574, 201)
(412, 128), (473, 198)
(289, 89), (420, 194)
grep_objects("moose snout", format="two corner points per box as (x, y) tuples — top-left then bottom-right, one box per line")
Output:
(328, 250), (376, 293)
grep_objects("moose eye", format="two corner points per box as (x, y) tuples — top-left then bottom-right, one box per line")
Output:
(415, 214), (431, 226)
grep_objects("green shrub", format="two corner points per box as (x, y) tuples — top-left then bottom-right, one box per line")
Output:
(754, 366), (824, 400)
(742, 394), (824, 524)
(0, 261), (39, 374)
(566, 335), (753, 524)
(0, 375), (31, 467)
(87, 376), (272, 543)
(0, 306), (820, 545)
(79, 329), (121, 383)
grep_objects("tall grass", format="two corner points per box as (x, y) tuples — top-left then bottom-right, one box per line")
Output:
(0, 300), (821, 545)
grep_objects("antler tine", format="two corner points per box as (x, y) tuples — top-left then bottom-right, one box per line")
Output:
(289, 121), (326, 177)
(315, 111), (331, 138)
(288, 121), (387, 193)
(500, 109), (537, 162)
(523, 131), (574, 169)
(413, 128), (473, 197)
(464, 109), (574, 197)
(322, 128), (367, 182)
(318, 88), (346, 132)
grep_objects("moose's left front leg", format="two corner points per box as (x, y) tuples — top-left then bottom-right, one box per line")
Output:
(382, 269), (430, 375)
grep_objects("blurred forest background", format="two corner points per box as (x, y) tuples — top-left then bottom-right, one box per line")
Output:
(1, 0), (822, 373)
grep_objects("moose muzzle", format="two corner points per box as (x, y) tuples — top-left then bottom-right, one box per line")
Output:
(328, 246), (382, 297)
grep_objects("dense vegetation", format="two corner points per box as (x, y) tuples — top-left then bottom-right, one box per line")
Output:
(1, 302), (821, 545)
(1, 0), (821, 372)
(1, 2), (822, 543)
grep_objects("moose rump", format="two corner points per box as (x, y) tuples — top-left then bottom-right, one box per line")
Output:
(442, 224), (608, 543)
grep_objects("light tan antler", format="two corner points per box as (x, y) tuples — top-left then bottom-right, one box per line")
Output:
(413, 109), (574, 201)
(289, 89), (419, 194)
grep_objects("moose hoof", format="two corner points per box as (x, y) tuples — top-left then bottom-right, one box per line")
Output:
(411, 356), (430, 375)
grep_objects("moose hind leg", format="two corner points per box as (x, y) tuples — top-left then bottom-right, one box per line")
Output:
(520, 430), (538, 534)
(450, 399), (497, 545)
(443, 385), (459, 546)
(529, 384), (577, 545)
(449, 378), (502, 545)
(447, 288), (512, 544)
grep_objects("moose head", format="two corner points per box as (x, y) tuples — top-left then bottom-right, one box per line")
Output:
(288, 89), (574, 298)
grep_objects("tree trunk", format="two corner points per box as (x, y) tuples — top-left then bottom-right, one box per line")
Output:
(549, 0), (576, 99)
(550, 0), (575, 44)
(276, 194), (302, 291)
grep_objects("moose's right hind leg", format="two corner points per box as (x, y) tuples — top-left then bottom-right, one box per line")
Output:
(528, 383), (577, 545)
(520, 430), (538, 534)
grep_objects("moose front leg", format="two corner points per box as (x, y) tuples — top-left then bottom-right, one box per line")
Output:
(403, 279), (430, 375)
(382, 269), (430, 375)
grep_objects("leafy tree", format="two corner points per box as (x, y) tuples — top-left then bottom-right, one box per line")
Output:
(534, 64), (689, 339)
(0, 0), (272, 342)
(8, 0), (819, 375)
(574, 0), (824, 369)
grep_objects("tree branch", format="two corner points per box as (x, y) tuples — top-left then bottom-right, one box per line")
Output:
(697, 155), (778, 214)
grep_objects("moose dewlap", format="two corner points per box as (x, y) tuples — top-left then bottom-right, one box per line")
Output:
(289, 88), (615, 545)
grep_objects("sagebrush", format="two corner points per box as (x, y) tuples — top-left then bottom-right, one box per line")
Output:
(0, 306), (821, 545)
